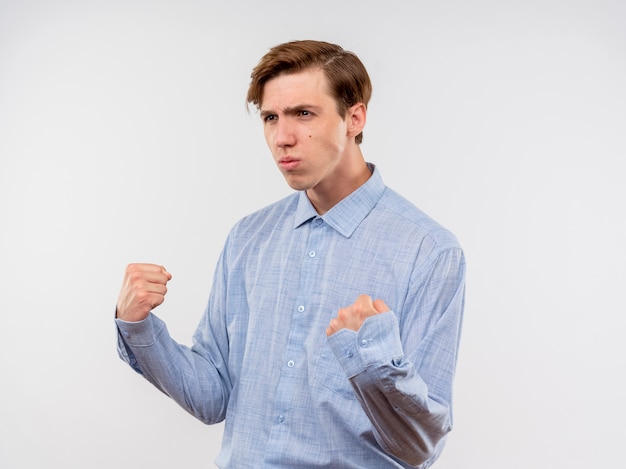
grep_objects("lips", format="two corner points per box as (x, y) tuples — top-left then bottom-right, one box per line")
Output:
(278, 157), (300, 171)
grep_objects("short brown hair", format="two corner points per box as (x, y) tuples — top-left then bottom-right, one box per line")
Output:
(246, 40), (372, 144)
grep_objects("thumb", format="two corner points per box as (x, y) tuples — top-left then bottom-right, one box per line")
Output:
(160, 265), (172, 281)
(372, 299), (390, 314)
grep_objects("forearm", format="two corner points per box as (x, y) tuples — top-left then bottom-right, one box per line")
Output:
(351, 355), (451, 466)
(116, 313), (230, 424)
(328, 312), (451, 467)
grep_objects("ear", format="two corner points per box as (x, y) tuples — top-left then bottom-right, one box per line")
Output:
(346, 103), (367, 139)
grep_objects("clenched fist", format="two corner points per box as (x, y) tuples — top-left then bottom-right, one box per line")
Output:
(116, 263), (172, 322)
(326, 294), (390, 336)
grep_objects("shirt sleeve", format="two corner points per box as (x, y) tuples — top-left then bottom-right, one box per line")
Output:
(115, 313), (230, 424)
(115, 243), (234, 425)
(327, 246), (466, 467)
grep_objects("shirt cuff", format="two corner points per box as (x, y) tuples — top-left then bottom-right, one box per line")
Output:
(327, 311), (403, 379)
(115, 314), (157, 347)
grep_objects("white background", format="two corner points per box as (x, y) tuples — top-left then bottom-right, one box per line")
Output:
(1, 1), (625, 468)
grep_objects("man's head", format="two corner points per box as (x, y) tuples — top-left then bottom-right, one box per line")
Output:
(247, 40), (372, 144)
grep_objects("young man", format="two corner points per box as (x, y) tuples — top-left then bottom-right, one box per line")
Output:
(116, 40), (465, 468)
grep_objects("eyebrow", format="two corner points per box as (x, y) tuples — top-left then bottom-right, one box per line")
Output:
(260, 104), (322, 119)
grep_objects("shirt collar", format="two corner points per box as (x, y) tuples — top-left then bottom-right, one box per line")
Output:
(293, 163), (386, 238)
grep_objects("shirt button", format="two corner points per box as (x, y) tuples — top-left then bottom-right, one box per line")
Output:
(360, 339), (369, 347)
(308, 250), (316, 258)
(345, 350), (353, 358)
(297, 305), (305, 313)
(315, 218), (323, 225)
(277, 415), (285, 423)
(287, 360), (295, 368)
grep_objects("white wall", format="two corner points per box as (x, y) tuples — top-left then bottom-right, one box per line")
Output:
(1, 1), (624, 468)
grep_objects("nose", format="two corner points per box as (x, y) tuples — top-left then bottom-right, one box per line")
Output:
(273, 119), (296, 148)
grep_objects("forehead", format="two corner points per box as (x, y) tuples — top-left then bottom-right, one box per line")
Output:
(261, 68), (334, 110)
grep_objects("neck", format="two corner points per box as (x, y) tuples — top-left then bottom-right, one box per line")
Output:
(307, 156), (371, 215)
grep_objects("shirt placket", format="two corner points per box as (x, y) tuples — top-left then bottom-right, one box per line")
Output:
(264, 216), (325, 463)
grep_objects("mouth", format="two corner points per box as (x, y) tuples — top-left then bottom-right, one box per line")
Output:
(278, 157), (301, 171)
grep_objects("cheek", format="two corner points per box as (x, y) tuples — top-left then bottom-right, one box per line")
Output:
(263, 127), (272, 142)
(263, 129), (277, 153)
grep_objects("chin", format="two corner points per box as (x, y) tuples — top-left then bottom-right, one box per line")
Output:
(286, 182), (310, 191)
(282, 175), (312, 192)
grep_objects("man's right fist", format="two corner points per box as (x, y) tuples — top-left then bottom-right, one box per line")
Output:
(116, 263), (172, 322)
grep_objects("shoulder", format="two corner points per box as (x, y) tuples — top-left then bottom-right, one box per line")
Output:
(229, 192), (299, 239)
(375, 187), (461, 252)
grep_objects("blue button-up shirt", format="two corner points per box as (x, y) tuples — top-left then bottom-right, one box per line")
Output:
(116, 165), (465, 468)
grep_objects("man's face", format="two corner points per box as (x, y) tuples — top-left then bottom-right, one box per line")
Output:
(260, 68), (354, 194)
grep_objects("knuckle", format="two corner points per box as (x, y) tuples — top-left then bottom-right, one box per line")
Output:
(136, 290), (150, 303)
(128, 271), (144, 283)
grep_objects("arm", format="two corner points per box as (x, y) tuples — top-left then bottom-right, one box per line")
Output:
(115, 260), (232, 424)
(115, 313), (231, 424)
(326, 247), (465, 466)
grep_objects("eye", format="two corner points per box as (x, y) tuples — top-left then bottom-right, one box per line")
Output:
(263, 114), (277, 123)
(298, 110), (313, 118)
